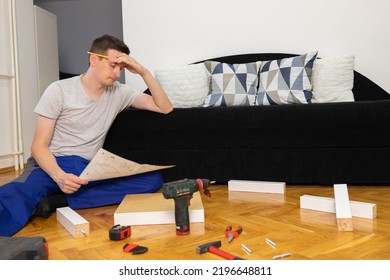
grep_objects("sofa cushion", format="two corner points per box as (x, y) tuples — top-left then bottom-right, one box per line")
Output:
(256, 51), (318, 105)
(312, 54), (355, 103)
(154, 63), (209, 108)
(203, 61), (258, 107)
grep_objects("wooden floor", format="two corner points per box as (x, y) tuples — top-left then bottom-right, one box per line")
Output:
(1, 169), (390, 260)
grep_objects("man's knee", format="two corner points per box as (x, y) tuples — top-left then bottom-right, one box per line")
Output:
(142, 171), (164, 192)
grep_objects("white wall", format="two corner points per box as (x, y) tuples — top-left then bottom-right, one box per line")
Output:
(122, 0), (390, 94)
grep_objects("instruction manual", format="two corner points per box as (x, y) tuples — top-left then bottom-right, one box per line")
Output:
(79, 148), (174, 181)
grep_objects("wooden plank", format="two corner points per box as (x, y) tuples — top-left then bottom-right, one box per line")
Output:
(228, 180), (285, 194)
(56, 207), (89, 238)
(300, 194), (377, 219)
(333, 184), (353, 231)
(114, 192), (204, 226)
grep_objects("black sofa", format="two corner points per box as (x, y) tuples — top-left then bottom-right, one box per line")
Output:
(103, 53), (390, 185)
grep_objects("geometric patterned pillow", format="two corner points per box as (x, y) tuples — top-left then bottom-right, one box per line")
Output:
(256, 51), (318, 105)
(203, 61), (258, 107)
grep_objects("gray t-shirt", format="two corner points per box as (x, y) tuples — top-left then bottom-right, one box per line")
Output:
(34, 75), (140, 160)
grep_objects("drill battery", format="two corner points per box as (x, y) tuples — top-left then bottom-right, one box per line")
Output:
(109, 224), (131, 240)
(0, 236), (49, 260)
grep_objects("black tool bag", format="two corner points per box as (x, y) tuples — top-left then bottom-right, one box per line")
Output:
(0, 236), (48, 260)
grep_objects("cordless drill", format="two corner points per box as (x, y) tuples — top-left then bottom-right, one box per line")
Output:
(162, 178), (212, 235)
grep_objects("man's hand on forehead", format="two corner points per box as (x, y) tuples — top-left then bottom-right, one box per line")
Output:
(114, 54), (147, 76)
(113, 53), (128, 67)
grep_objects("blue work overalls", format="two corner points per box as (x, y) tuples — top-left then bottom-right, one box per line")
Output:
(0, 156), (163, 236)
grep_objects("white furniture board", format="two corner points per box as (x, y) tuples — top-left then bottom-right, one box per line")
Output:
(114, 192), (204, 226)
(228, 180), (285, 194)
(300, 194), (376, 220)
(34, 5), (59, 97)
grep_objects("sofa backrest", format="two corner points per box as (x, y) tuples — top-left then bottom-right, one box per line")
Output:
(193, 53), (390, 102)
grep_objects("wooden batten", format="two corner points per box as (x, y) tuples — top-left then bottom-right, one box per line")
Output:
(56, 207), (90, 238)
(228, 180), (285, 194)
(333, 184), (353, 231)
(300, 194), (377, 220)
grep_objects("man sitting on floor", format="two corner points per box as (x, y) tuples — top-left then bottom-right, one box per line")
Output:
(0, 34), (173, 237)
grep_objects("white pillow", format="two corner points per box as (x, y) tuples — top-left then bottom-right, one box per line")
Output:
(312, 54), (355, 103)
(155, 63), (209, 108)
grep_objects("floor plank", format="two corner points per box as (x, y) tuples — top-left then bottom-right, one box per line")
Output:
(1, 170), (390, 260)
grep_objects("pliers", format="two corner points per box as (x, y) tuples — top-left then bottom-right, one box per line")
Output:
(225, 225), (243, 242)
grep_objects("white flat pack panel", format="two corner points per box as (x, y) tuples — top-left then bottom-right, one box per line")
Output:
(114, 192), (204, 226)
